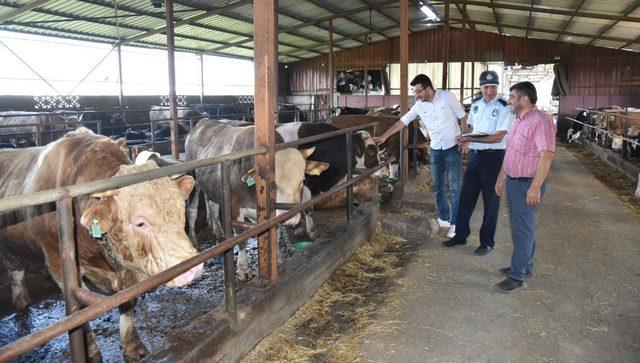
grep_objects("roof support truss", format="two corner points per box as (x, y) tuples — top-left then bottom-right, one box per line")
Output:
(585, 1), (640, 46)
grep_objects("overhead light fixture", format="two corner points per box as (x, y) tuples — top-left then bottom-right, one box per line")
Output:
(420, 3), (439, 21)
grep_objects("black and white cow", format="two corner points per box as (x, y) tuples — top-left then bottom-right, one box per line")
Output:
(184, 120), (329, 280)
(76, 111), (129, 137)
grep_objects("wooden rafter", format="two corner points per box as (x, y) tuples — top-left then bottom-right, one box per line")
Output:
(619, 33), (640, 49)
(455, 0), (640, 23)
(454, 3), (476, 30)
(305, 0), (388, 40)
(450, 16), (640, 45)
(555, 0), (587, 41)
(360, 0), (408, 32)
(489, 0), (503, 35)
(586, 1), (640, 46)
(205, 0), (397, 54)
(525, 0), (535, 39)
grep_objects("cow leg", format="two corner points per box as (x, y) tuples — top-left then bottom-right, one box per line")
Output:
(119, 299), (149, 362)
(8, 268), (30, 310)
(389, 164), (399, 178)
(235, 209), (253, 281)
(301, 186), (317, 239)
(205, 198), (223, 239)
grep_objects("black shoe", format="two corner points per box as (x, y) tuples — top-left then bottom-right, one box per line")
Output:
(494, 277), (527, 293)
(499, 267), (533, 278)
(442, 238), (466, 247)
(474, 245), (493, 255)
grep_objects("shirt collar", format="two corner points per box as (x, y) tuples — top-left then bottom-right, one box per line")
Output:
(518, 106), (538, 121)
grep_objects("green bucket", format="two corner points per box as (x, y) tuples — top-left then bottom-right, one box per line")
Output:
(292, 241), (313, 250)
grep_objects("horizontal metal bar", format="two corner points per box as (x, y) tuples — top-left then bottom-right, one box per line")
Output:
(73, 288), (106, 307)
(0, 159), (389, 362)
(0, 146), (267, 214)
(272, 203), (299, 209)
(230, 220), (256, 230)
(276, 122), (377, 150)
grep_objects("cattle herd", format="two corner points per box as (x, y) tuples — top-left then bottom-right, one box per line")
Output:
(566, 106), (640, 161)
(0, 104), (411, 360)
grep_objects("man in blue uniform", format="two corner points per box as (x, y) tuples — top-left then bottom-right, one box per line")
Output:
(442, 70), (514, 255)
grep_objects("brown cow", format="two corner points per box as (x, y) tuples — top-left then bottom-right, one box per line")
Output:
(0, 128), (202, 361)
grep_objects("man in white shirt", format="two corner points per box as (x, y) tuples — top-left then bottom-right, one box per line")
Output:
(374, 74), (467, 237)
(442, 70), (514, 255)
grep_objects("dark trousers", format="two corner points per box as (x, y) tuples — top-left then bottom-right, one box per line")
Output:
(453, 150), (504, 247)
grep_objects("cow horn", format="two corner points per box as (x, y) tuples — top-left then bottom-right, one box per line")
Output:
(378, 148), (387, 156)
(91, 189), (119, 198)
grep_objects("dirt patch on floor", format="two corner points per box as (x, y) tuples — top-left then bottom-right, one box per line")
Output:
(563, 142), (640, 214)
(242, 230), (413, 362)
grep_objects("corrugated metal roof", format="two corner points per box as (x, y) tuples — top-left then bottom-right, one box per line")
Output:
(0, 0), (637, 64)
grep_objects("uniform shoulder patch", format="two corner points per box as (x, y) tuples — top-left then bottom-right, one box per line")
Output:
(472, 96), (483, 103)
(498, 98), (508, 106)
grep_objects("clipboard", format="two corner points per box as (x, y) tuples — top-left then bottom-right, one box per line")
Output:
(460, 132), (490, 138)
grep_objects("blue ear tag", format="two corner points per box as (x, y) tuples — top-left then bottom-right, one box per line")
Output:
(245, 176), (256, 187)
(91, 219), (102, 238)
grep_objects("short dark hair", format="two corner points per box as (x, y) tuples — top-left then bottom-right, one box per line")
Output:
(410, 74), (433, 90)
(509, 81), (538, 105)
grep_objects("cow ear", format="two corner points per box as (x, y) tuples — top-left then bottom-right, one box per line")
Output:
(80, 199), (114, 235)
(114, 138), (126, 149)
(299, 147), (316, 159)
(174, 175), (195, 199)
(305, 160), (330, 176)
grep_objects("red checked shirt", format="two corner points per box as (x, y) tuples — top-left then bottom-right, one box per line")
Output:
(503, 107), (556, 178)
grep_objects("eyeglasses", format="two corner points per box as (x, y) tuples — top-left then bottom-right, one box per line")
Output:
(413, 87), (425, 95)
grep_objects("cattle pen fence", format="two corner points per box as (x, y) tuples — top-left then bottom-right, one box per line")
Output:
(0, 121), (403, 362)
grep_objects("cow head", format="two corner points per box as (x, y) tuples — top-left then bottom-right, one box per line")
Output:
(80, 160), (203, 287)
(241, 147), (329, 227)
(353, 130), (389, 178)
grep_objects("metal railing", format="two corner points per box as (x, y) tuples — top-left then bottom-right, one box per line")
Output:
(566, 115), (640, 149)
(569, 108), (640, 148)
(0, 121), (390, 362)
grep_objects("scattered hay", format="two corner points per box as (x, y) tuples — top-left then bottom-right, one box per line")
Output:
(243, 231), (409, 362)
(564, 143), (640, 214)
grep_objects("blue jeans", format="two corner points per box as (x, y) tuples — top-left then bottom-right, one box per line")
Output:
(506, 177), (547, 281)
(429, 145), (462, 225)
(454, 150), (504, 246)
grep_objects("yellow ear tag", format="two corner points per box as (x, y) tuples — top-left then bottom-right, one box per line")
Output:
(308, 168), (321, 176)
(91, 219), (101, 238)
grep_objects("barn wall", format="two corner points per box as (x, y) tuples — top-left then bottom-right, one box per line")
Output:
(287, 27), (640, 107)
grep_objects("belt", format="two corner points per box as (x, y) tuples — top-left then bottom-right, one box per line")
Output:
(507, 176), (533, 181)
(470, 149), (505, 154)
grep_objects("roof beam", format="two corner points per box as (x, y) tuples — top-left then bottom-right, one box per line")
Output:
(489, 0), (503, 35)
(585, 1), (640, 46)
(205, 0), (398, 54)
(451, 17), (640, 45)
(281, 17), (430, 57)
(555, 0), (587, 41)
(455, 0), (640, 23)
(454, 3), (476, 30)
(360, 0), (408, 32)
(0, 0), (53, 24)
(305, 0), (388, 40)
(120, 0), (251, 44)
(525, 0), (535, 39)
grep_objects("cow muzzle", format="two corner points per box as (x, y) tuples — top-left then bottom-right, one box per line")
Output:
(277, 209), (301, 227)
(167, 262), (204, 287)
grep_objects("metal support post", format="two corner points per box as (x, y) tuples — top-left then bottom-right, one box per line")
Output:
(221, 161), (237, 329)
(165, 0), (180, 160)
(346, 132), (354, 221)
(199, 53), (205, 104)
(56, 197), (87, 363)
(400, 0), (409, 183)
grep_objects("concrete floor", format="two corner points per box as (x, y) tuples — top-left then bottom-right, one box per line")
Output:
(359, 145), (640, 362)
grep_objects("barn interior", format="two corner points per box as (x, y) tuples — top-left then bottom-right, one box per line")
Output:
(0, 0), (639, 362)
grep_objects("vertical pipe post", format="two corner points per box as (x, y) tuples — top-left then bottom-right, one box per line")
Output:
(364, 35), (369, 109)
(117, 44), (125, 121)
(594, 58), (599, 108)
(221, 161), (237, 329)
(442, 0), (450, 89)
(471, 61), (475, 99)
(400, 0), (409, 183)
(165, 0), (179, 160)
(460, 4), (466, 103)
(199, 53), (205, 104)
(56, 197), (87, 363)
(328, 19), (334, 112)
(253, 0), (278, 283)
(346, 132), (353, 222)
(412, 121), (418, 176)
(35, 124), (41, 146)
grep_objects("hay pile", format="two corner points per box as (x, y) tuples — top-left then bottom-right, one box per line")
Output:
(243, 231), (407, 362)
